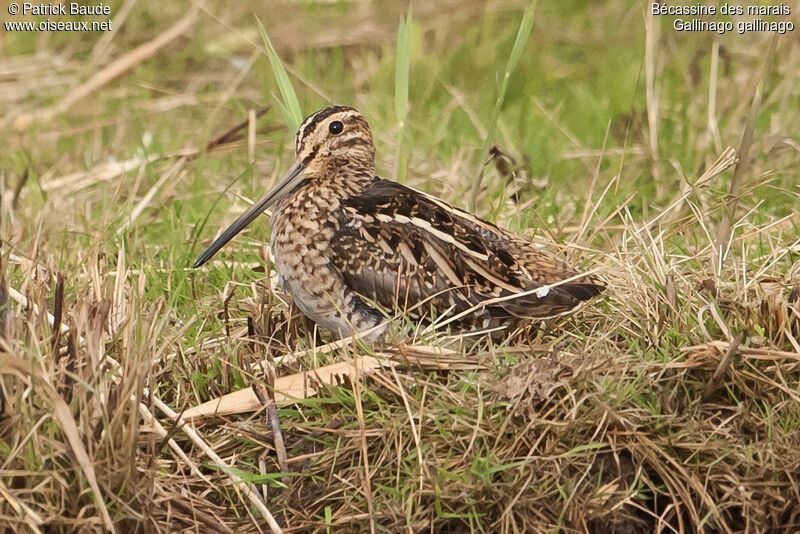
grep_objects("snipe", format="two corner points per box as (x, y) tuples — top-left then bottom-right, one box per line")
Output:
(194, 106), (605, 342)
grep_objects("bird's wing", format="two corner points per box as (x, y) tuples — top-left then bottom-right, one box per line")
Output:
(329, 178), (604, 322)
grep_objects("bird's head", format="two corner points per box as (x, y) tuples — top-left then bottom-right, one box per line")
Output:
(193, 106), (375, 268)
(294, 105), (376, 176)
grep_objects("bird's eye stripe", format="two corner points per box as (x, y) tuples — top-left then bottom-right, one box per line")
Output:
(337, 131), (361, 142)
(299, 106), (350, 140)
(302, 146), (319, 166)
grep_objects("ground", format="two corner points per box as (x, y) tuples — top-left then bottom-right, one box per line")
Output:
(1, 1), (799, 532)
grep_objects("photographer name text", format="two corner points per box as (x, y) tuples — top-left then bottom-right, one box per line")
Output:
(5, 2), (113, 32)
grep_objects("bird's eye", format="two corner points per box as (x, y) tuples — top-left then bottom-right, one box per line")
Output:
(329, 121), (344, 135)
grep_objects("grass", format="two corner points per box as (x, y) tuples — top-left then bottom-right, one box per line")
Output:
(393, 10), (412, 184)
(258, 17), (304, 133)
(1, 1), (800, 532)
(469, 0), (536, 209)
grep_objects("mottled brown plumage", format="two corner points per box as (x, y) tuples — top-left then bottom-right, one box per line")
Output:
(195, 106), (605, 341)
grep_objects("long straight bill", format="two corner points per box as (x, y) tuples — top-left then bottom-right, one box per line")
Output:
(193, 161), (305, 268)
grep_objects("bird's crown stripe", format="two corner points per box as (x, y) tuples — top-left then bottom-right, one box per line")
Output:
(299, 106), (357, 141)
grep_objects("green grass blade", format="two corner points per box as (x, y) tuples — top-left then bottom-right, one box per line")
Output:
(469, 1), (536, 210)
(395, 13), (410, 126)
(256, 17), (303, 132)
(504, 1), (536, 82)
(394, 11), (413, 183)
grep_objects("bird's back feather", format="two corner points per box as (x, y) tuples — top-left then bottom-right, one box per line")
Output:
(329, 178), (604, 325)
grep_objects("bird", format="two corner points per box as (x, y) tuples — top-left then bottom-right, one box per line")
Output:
(194, 106), (605, 343)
